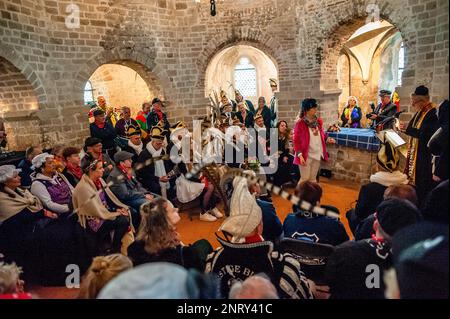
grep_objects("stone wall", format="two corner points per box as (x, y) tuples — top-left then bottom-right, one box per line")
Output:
(88, 63), (155, 117)
(324, 144), (378, 185)
(0, 0), (448, 154)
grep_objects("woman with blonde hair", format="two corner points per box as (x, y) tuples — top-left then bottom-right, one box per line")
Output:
(340, 96), (362, 128)
(78, 254), (132, 299)
(127, 198), (212, 271)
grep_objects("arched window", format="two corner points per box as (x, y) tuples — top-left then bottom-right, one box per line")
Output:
(397, 42), (405, 86)
(84, 81), (95, 105)
(234, 57), (257, 97)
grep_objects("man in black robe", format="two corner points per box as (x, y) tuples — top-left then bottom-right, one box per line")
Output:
(399, 86), (439, 207)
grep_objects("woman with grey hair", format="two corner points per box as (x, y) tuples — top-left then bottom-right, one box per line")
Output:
(0, 165), (50, 282)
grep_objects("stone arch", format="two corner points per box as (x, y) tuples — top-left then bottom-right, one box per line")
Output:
(73, 47), (174, 106)
(0, 41), (48, 108)
(196, 29), (287, 89)
(297, 0), (417, 83)
(204, 45), (279, 104)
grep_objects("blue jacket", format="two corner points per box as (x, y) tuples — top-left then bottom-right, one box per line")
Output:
(257, 199), (283, 242)
(17, 159), (33, 188)
(283, 210), (349, 246)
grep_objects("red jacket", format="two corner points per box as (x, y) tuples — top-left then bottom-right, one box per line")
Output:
(293, 117), (329, 165)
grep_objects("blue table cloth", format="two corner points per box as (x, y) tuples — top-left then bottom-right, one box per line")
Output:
(327, 128), (380, 152)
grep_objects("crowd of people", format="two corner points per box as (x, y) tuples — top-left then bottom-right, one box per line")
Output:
(0, 83), (448, 299)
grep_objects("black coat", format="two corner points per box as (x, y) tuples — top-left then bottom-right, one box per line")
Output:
(146, 110), (170, 131)
(354, 182), (387, 220)
(373, 102), (397, 129)
(62, 167), (80, 187)
(255, 105), (272, 129)
(405, 108), (439, 205)
(89, 122), (117, 151)
(127, 241), (206, 272)
(135, 147), (176, 195)
(235, 111), (255, 128)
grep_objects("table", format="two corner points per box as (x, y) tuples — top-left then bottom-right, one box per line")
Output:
(327, 128), (380, 152)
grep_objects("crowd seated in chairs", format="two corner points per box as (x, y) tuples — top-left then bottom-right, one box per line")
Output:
(0, 95), (448, 300)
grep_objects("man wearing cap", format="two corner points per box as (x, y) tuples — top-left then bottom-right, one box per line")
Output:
(88, 96), (119, 127)
(136, 126), (176, 200)
(368, 90), (398, 129)
(325, 198), (422, 299)
(89, 108), (118, 158)
(269, 78), (279, 127)
(107, 151), (154, 229)
(81, 137), (115, 179)
(205, 176), (314, 299)
(147, 98), (170, 132)
(399, 85), (439, 206)
(120, 126), (145, 163)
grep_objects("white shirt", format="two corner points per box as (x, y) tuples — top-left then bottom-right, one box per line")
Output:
(308, 127), (323, 161)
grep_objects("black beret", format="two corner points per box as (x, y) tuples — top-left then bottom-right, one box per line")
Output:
(412, 85), (429, 96)
(84, 137), (102, 148)
(93, 109), (105, 117)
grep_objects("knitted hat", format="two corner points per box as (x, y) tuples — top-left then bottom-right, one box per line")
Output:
(0, 165), (21, 183)
(219, 176), (262, 240)
(375, 198), (422, 237)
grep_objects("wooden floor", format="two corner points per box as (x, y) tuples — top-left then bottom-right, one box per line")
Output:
(29, 177), (360, 299)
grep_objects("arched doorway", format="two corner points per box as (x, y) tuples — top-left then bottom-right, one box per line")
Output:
(0, 56), (41, 151)
(205, 45), (278, 106)
(85, 63), (158, 118)
(336, 20), (404, 127)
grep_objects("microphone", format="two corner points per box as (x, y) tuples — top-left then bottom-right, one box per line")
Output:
(210, 0), (216, 16)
